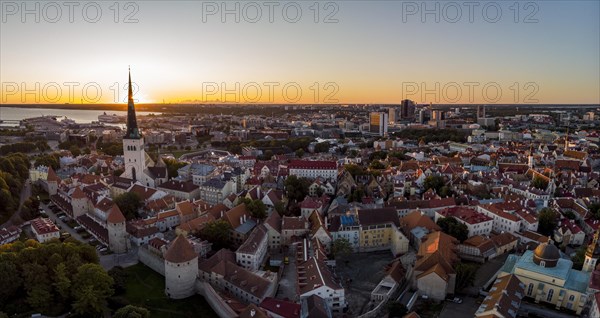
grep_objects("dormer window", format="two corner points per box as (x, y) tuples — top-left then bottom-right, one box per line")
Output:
(540, 260), (546, 267)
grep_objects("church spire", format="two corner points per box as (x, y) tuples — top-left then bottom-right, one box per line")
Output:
(128, 66), (133, 103)
(125, 67), (140, 139)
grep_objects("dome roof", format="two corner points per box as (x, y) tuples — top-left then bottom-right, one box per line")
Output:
(533, 243), (560, 267)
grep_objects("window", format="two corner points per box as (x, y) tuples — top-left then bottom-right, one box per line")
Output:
(569, 295), (575, 301)
(546, 289), (554, 302)
(527, 283), (534, 296)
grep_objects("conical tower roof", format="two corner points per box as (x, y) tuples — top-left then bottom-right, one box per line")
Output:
(107, 204), (126, 224)
(165, 234), (197, 263)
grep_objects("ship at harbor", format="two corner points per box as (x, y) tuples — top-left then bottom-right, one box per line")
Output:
(98, 112), (126, 123)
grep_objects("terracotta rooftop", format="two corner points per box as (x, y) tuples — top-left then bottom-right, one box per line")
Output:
(164, 235), (197, 263)
(107, 204), (126, 224)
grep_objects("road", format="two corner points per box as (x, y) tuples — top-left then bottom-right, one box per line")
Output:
(1, 178), (32, 228)
(41, 202), (139, 270)
(40, 202), (86, 242)
(276, 245), (298, 301)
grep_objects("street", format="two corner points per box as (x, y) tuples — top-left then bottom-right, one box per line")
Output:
(40, 202), (85, 242)
(0, 178), (32, 229)
(40, 202), (139, 270)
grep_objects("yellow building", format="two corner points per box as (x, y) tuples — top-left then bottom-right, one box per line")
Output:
(357, 208), (409, 255)
(498, 243), (590, 314)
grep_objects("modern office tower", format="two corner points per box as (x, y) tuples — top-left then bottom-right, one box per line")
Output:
(369, 112), (388, 136)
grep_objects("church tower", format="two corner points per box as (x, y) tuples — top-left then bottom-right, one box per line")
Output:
(122, 68), (148, 183)
(584, 229), (600, 272)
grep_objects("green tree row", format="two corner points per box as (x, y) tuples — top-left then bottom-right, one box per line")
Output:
(0, 239), (113, 317)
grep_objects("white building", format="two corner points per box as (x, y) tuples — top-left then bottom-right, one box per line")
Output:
(31, 217), (60, 243)
(288, 160), (338, 180)
(236, 225), (268, 271)
(298, 257), (346, 313)
(477, 204), (522, 234)
(199, 178), (237, 205)
(435, 207), (493, 237)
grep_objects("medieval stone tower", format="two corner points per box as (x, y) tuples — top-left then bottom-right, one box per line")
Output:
(70, 187), (90, 218)
(107, 205), (128, 254)
(164, 235), (198, 299)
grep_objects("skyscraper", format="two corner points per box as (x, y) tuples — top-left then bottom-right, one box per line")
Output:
(369, 112), (388, 136)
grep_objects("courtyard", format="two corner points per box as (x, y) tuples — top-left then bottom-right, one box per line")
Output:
(335, 250), (396, 316)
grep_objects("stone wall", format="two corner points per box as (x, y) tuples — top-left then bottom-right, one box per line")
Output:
(195, 280), (238, 318)
(138, 246), (165, 276)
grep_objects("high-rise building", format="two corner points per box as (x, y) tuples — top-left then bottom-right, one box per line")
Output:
(369, 112), (388, 136)
(400, 99), (416, 119)
(477, 105), (486, 119)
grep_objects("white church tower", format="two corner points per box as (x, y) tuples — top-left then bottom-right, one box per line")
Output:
(122, 68), (151, 185)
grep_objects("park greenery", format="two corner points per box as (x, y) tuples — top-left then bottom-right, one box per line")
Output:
(454, 262), (479, 291)
(240, 198), (267, 219)
(200, 220), (232, 251)
(0, 239), (112, 317)
(163, 158), (188, 179)
(284, 175), (311, 203)
(531, 175), (549, 190)
(537, 208), (558, 237)
(331, 238), (353, 260)
(114, 192), (143, 220)
(0, 153), (30, 223)
(436, 217), (469, 243)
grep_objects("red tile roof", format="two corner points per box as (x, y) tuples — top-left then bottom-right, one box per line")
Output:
(288, 160), (337, 170)
(164, 235), (197, 263)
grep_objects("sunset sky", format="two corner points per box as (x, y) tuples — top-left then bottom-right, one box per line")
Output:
(1, 1), (599, 104)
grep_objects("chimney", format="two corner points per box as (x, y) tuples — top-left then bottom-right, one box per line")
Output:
(240, 216), (243, 224)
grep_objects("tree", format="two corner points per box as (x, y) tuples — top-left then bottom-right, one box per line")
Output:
(69, 145), (81, 157)
(295, 148), (305, 158)
(200, 220), (232, 250)
(369, 160), (386, 170)
(314, 142), (331, 153)
(332, 238), (353, 259)
(108, 266), (128, 295)
(163, 158), (187, 179)
(114, 305), (150, 318)
(424, 175), (445, 193)
(538, 208), (558, 237)
(34, 153), (60, 170)
(72, 264), (114, 316)
(387, 301), (408, 318)
(53, 263), (71, 300)
(114, 192), (142, 220)
(0, 259), (22, 304)
(454, 263), (478, 291)
(241, 198), (267, 219)
(344, 164), (366, 177)
(274, 201), (286, 216)
(589, 203), (600, 220)
(436, 217), (469, 242)
(532, 176), (548, 190)
(284, 175), (311, 203)
(572, 245), (587, 270)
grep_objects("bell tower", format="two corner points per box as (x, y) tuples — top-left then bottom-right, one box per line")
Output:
(122, 67), (147, 183)
(584, 229), (600, 272)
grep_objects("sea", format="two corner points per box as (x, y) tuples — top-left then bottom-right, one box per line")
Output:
(0, 107), (160, 126)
